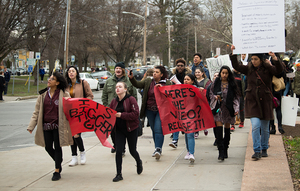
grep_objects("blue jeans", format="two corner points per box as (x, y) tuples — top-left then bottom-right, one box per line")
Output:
(250, 117), (270, 153)
(146, 109), (164, 149)
(185, 132), (195, 155)
(283, 81), (290, 96)
(172, 132), (179, 141)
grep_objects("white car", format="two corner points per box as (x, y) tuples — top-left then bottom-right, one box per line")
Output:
(79, 73), (100, 91)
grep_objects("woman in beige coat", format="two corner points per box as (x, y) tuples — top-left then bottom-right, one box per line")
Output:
(27, 71), (73, 181)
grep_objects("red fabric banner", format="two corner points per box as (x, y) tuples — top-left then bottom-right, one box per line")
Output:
(154, 84), (215, 135)
(63, 98), (117, 148)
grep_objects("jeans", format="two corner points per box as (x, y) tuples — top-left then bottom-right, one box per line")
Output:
(185, 132), (195, 155)
(250, 117), (270, 153)
(172, 132), (179, 141)
(146, 109), (164, 149)
(283, 81), (290, 96)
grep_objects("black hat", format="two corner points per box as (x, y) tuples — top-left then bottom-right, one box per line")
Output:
(251, 53), (264, 61)
(115, 62), (125, 69)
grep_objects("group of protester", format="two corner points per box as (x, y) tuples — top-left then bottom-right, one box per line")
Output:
(27, 45), (290, 183)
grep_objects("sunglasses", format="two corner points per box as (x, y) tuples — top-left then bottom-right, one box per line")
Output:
(176, 64), (185, 67)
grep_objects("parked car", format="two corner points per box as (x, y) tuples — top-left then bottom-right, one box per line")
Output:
(16, 67), (27, 75)
(131, 68), (148, 81)
(79, 72), (100, 91)
(90, 71), (112, 88)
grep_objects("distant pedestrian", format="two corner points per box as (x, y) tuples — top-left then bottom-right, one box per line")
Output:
(0, 71), (5, 101)
(65, 66), (93, 166)
(109, 82), (143, 182)
(209, 66), (240, 161)
(27, 71), (73, 181)
(4, 67), (10, 95)
(39, 66), (46, 82)
(230, 45), (283, 160)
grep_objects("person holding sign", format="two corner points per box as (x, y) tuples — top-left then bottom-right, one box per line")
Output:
(129, 66), (171, 160)
(230, 45), (283, 160)
(27, 72), (73, 181)
(65, 66), (94, 166)
(109, 82), (143, 182)
(194, 67), (212, 138)
(209, 66), (240, 161)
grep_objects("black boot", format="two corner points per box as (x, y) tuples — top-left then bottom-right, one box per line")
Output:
(215, 126), (224, 161)
(137, 160), (143, 174)
(269, 120), (276, 134)
(224, 128), (231, 159)
(278, 126), (285, 134)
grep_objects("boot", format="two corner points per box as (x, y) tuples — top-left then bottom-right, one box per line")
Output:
(269, 121), (276, 134)
(224, 128), (231, 159)
(80, 151), (86, 165)
(278, 125), (285, 134)
(215, 126), (224, 161)
(69, 156), (78, 166)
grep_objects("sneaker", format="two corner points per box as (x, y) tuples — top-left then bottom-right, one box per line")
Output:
(239, 122), (244, 128)
(169, 140), (178, 148)
(69, 156), (78, 166)
(204, 130), (208, 136)
(154, 148), (162, 160)
(189, 154), (195, 163)
(80, 151), (86, 165)
(52, 172), (61, 181)
(152, 150), (156, 157)
(136, 160), (143, 174)
(194, 132), (199, 139)
(261, 149), (268, 157)
(113, 174), (123, 182)
(251, 152), (261, 160)
(230, 125), (235, 132)
(184, 152), (190, 160)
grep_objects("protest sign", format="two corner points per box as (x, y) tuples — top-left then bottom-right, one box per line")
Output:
(206, 54), (232, 79)
(232, 0), (285, 54)
(155, 84), (215, 135)
(63, 98), (117, 148)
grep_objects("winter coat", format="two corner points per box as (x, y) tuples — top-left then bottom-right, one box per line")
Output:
(192, 61), (210, 78)
(130, 77), (172, 118)
(229, 54), (283, 120)
(66, 79), (93, 100)
(292, 71), (300, 95)
(4, 71), (10, 82)
(102, 75), (137, 107)
(110, 95), (140, 132)
(27, 89), (73, 147)
(171, 67), (192, 84)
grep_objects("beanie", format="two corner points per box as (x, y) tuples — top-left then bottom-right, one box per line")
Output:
(115, 62), (125, 69)
(251, 53), (264, 61)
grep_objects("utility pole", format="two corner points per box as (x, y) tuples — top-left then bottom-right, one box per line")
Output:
(195, 27), (197, 53)
(143, 0), (148, 66)
(168, 17), (171, 67)
(63, 0), (71, 72)
(186, 28), (189, 62)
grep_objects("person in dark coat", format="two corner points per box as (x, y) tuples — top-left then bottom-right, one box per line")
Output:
(230, 45), (283, 160)
(0, 71), (5, 101)
(4, 67), (10, 95)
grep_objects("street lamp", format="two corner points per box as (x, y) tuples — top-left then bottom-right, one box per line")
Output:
(165, 15), (172, 67)
(122, 0), (148, 66)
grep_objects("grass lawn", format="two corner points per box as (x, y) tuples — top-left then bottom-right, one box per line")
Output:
(5, 74), (49, 97)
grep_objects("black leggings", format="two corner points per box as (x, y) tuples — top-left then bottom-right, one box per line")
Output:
(270, 91), (282, 128)
(43, 129), (62, 169)
(70, 133), (85, 156)
(115, 128), (140, 174)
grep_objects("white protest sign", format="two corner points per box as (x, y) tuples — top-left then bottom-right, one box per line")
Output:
(232, 0), (285, 54)
(206, 55), (232, 79)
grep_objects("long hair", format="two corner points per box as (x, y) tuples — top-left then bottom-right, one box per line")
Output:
(155, 65), (168, 80)
(65, 66), (81, 84)
(53, 71), (68, 92)
(217, 66), (239, 96)
(195, 67), (207, 79)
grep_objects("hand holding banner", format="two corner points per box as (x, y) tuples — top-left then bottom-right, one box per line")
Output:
(63, 98), (117, 148)
(154, 84), (215, 135)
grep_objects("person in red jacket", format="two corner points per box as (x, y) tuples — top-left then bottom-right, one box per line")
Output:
(109, 81), (143, 182)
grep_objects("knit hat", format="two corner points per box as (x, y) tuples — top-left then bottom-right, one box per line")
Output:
(115, 62), (125, 69)
(251, 53), (264, 61)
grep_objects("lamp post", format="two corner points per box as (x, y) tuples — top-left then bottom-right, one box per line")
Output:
(122, 0), (147, 66)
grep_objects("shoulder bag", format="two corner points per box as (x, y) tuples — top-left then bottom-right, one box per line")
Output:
(272, 76), (285, 92)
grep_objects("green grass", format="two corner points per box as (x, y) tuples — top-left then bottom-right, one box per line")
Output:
(283, 136), (300, 180)
(5, 75), (49, 97)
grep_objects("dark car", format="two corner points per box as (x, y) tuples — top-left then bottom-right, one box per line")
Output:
(131, 68), (148, 81)
(91, 71), (112, 88)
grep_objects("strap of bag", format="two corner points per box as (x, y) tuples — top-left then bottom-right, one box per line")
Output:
(82, 79), (86, 98)
(255, 71), (273, 96)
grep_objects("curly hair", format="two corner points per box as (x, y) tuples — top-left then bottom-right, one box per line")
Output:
(154, 65), (169, 80)
(53, 71), (68, 92)
(175, 58), (186, 66)
(65, 66), (81, 84)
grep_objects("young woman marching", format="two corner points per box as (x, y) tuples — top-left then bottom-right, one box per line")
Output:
(65, 66), (94, 166)
(27, 72), (73, 181)
(194, 67), (212, 138)
(109, 82), (143, 182)
(209, 66), (240, 161)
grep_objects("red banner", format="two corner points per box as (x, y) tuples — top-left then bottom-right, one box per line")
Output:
(63, 98), (117, 148)
(154, 84), (215, 135)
